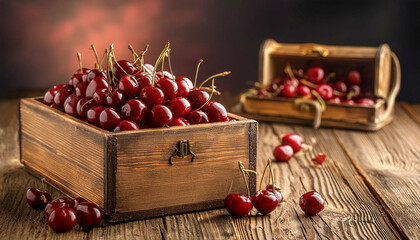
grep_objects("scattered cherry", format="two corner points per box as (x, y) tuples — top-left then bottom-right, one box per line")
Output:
(48, 204), (77, 233)
(70, 197), (87, 209)
(75, 202), (102, 228)
(45, 197), (72, 217)
(273, 145), (294, 162)
(312, 153), (327, 164)
(25, 188), (52, 209)
(299, 191), (325, 216)
(281, 133), (303, 153)
(252, 190), (278, 215)
(265, 184), (283, 204)
(224, 193), (253, 217)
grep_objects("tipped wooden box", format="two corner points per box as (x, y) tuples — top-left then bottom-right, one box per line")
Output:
(237, 39), (401, 131)
(19, 98), (257, 222)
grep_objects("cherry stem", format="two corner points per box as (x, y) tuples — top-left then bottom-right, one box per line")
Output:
(161, 53), (165, 74)
(196, 79), (215, 111)
(100, 49), (108, 70)
(194, 59), (204, 88)
(132, 44), (149, 70)
(81, 98), (94, 112)
(198, 71), (231, 89)
(333, 90), (345, 96)
(347, 91), (355, 100)
(106, 47), (114, 89)
(300, 79), (318, 88)
(238, 161), (251, 197)
(268, 159), (275, 193)
(91, 44), (100, 69)
(323, 72), (336, 83)
(285, 63), (295, 79)
(41, 178), (47, 203)
(167, 49), (175, 79)
(128, 44), (139, 63)
(151, 42), (170, 87)
(77, 53), (83, 71)
(311, 90), (326, 111)
(259, 161), (269, 191)
(110, 44), (131, 77)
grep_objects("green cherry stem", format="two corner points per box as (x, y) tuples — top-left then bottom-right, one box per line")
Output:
(77, 53), (83, 71)
(238, 161), (251, 197)
(268, 159), (275, 193)
(285, 63), (295, 79)
(40, 178), (47, 204)
(100, 49), (108, 71)
(151, 43), (170, 87)
(259, 161), (269, 191)
(311, 90), (326, 111)
(194, 59), (204, 88)
(300, 79), (318, 88)
(91, 44), (100, 69)
(196, 79), (215, 111)
(198, 71), (231, 89)
(167, 49), (175, 80)
(128, 44), (139, 63)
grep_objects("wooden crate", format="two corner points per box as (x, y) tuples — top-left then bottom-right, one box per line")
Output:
(19, 98), (258, 222)
(237, 39), (401, 131)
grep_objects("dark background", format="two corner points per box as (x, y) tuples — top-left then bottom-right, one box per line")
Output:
(1, 0), (419, 102)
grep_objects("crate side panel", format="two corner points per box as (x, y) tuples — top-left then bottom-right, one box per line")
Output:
(20, 99), (105, 208)
(115, 122), (252, 213)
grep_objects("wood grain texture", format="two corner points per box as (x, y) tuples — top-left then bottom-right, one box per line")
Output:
(229, 123), (401, 239)
(20, 98), (106, 208)
(400, 102), (420, 126)
(334, 104), (420, 239)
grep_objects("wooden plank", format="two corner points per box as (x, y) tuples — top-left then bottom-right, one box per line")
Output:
(400, 102), (420, 126)
(229, 123), (401, 239)
(334, 104), (420, 239)
(88, 218), (164, 239)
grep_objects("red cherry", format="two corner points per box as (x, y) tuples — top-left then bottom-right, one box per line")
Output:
(87, 69), (107, 82)
(157, 78), (178, 100)
(87, 105), (106, 123)
(93, 88), (108, 105)
(113, 60), (138, 79)
(333, 81), (347, 93)
(121, 99), (148, 123)
(252, 190), (278, 215)
(175, 76), (193, 97)
(185, 110), (210, 124)
(48, 205), (77, 233)
(187, 90), (210, 109)
(204, 101), (228, 122)
(143, 63), (154, 73)
(257, 88), (269, 97)
(106, 90), (126, 109)
(312, 153), (327, 164)
(348, 85), (361, 97)
(273, 145), (294, 162)
(99, 107), (121, 130)
(299, 191), (325, 216)
(297, 85), (311, 97)
(119, 75), (139, 98)
(54, 85), (74, 108)
(25, 188), (52, 209)
(316, 84), (333, 100)
(265, 184), (283, 204)
(70, 197), (87, 209)
(148, 105), (173, 127)
(44, 84), (66, 105)
(169, 117), (190, 126)
(266, 82), (279, 93)
(45, 197), (72, 217)
(71, 68), (90, 88)
(306, 67), (325, 83)
(166, 97), (191, 117)
(284, 78), (299, 87)
(279, 83), (297, 98)
(86, 77), (108, 98)
(76, 98), (95, 117)
(224, 193), (253, 217)
(64, 94), (79, 116)
(75, 202), (102, 228)
(137, 74), (153, 90)
(139, 86), (164, 107)
(114, 120), (140, 132)
(75, 82), (88, 98)
(357, 98), (375, 107)
(347, 70), (361, 85)
(281, 133), (303, 153)
(343, 99), (355, 105)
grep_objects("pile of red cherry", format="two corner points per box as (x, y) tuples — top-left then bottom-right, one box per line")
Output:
(26, 185), (102, 233)
(224, 160), (325, 217)
(43, 43), (232, 132)
(255, 64), (376, 107)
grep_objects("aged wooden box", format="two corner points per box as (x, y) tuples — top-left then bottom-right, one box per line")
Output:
(237, 39), (401, 131)
(19, 98), (257, 222)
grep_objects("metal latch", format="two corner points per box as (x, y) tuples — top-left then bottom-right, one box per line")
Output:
(169, 140), (196, 165)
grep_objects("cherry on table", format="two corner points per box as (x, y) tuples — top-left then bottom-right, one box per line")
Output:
(75, 202), (102, 228)
(188, 90), (210, 109)
(166, 97), (191, 117)
(252, 190), (278, 215)
(148, 105), (173, 127)
(70, 197), (87, 209)
(169, 117), (190, 126)
(265, 184), (283, 204)
(87, 105), (106, 123)
(273, 144), (294, 162)
(281, 133), (303, 153)
(99, 107), (121, 130)
(157, 78), (178, 100)
(139, 86), (164, 107)
(204, 101), (228, 122)
(48, 205), (77, 233)
(121, 99), (148, 123)
(279, 83), (297, 98)
(45, 197), (72, 217)
(114, 120), (140, 132)
(299, 191), (325, 216)
(348, 70), (361, 85)
(316, 84), (333, 100)
(224, 193), (253, 217)
(186, 110), (210, 124)
(312, 153), (327, 164)
(25, 188), (52, 209)
(306, 67), (325, 84)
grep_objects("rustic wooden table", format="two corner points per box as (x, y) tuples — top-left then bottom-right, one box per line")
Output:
(1, 94), (419, 239)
